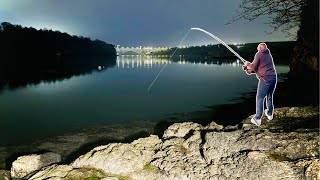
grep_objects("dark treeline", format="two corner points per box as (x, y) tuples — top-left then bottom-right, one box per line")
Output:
(0, 22), (117, 91)
(151, 41), (295, 64)
(0, 22), (116, 58)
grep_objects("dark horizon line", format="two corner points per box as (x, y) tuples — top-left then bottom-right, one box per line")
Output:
(1, 21), (296, 48)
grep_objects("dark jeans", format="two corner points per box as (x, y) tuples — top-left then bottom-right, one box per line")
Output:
(255, 76), (277, 119)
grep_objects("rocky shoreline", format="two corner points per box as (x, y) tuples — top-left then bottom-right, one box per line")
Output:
(1, 106), (319, 180)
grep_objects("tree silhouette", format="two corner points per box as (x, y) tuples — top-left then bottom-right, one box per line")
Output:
(0, 22), (117, 92)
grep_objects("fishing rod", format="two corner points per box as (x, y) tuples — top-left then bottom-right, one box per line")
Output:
(190, 27), (246, 63)
(190, 27), (264, 80)
(147, 27), (257, 92)
(190, 27), (253, 72)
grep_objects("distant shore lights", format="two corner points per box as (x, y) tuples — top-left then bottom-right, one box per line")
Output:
(115, 46), (170, 55)
(115, 43), (245, 56)
(116, 56), (242, 69)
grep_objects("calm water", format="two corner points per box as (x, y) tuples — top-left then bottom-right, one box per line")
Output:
(0, 55), (289, 146)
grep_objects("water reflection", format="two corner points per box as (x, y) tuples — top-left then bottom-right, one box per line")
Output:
(0, 56), (116, 93)
(116, 55), (242, 69)
(0, 54), (289, 147)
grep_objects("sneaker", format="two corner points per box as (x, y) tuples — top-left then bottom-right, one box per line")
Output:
(265, 110), (273, 121)
(251, 117), (261, 126)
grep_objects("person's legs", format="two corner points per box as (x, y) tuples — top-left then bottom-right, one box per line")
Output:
(255, 79), (269, 120)
(266, 77), (277, 116)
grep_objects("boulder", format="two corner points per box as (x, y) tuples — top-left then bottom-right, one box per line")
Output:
(163, 122), (202, 139)
(30, 165), (109, 180)
(11, 152), (61, 178)
(204, 121), (224, 131)
(72, 135), (162, 175)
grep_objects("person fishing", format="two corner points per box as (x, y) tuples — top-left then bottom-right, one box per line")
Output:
(148, 29), (277, 127)
(243, 43), (277, 126)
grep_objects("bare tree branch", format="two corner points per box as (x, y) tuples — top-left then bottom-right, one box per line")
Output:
(226, 0), (307, 37)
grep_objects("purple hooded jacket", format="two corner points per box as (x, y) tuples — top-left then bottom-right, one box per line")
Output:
(249, 48), (277, 80)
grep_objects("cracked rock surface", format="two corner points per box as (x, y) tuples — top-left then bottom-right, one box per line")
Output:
(5, 106), (319, 180)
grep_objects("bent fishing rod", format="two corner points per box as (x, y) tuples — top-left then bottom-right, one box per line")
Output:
(147, 27), (256, 92)
(190, 28), (262, 77)
(190, 28), (255, 72)
(190, 28), (246, 63)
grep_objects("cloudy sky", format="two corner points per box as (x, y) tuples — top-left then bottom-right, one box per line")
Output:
(0, 0), (294, 47)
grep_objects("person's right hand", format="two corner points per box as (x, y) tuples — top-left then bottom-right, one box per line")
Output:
(244, 60), (251, 66)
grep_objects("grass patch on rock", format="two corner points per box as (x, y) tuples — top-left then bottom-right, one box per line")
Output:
(143, 162), (159, 173)
(113, 174), (130, 180)
(66, 167), (130, 180)
(144, 162), (154, 170)
(85, 176), (100, 180)
(66, 167), (106, 180)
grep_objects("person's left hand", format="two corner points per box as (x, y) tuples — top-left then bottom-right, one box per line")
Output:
(246, 69), (253, 75)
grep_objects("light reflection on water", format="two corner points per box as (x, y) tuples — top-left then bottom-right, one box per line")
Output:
(0, 55), (289, 146)
(116, 55), (243, 69)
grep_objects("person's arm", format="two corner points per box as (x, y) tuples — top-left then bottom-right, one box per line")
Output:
(249, 52), (260, 72)
(243, 53), (258, 75)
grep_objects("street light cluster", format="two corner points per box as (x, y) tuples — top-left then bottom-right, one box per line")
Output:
(116, 43), (246, 51)
(116, 46), (170, 50)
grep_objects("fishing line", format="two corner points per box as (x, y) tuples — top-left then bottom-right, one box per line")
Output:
(147, 27), (261, 92)
(147, 29), (191, 92)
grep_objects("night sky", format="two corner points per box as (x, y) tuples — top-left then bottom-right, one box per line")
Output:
(0, 0), (295, 47)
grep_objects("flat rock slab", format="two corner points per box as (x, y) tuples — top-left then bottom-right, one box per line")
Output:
(11, 152), (61, 178)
